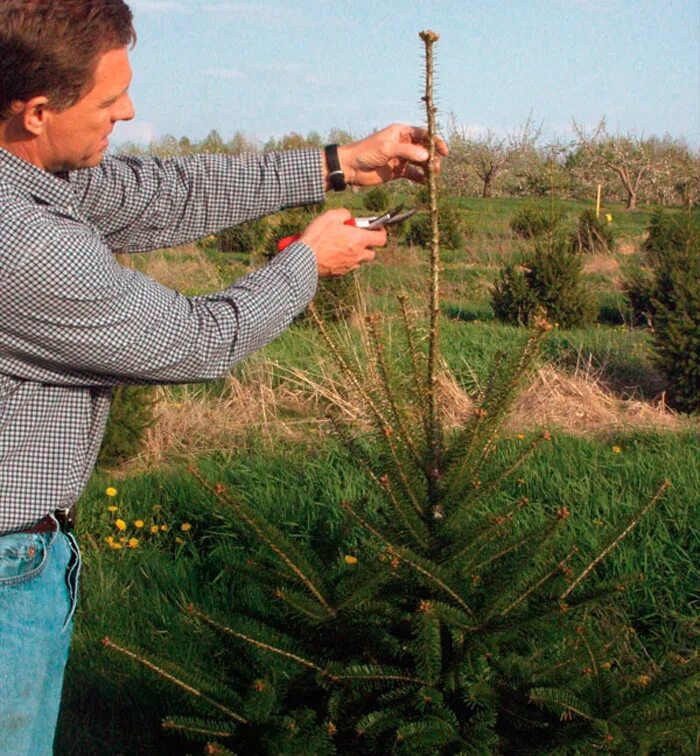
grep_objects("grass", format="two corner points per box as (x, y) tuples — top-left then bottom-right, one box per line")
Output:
(54, 194), (699, 753)
(57, 430), (699, 755)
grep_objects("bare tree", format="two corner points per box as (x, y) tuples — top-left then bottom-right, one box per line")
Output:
(572, 119), (667, 210)
(446, 113), (541, 198)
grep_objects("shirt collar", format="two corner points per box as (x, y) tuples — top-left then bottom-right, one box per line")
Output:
(0, 146), (75, 208)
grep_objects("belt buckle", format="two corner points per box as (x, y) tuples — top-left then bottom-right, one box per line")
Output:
(55, 508), (76, 532)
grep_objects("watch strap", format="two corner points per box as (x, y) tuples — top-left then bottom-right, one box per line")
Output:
(324, 143), (346, 191)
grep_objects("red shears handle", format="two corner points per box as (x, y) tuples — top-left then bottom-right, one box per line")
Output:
(276, 218), (362, 253)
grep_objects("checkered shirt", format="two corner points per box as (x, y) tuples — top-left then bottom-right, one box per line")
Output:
(0, 146), (324, 534)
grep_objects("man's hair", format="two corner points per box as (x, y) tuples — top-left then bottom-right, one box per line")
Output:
(0, 0), (136, 120)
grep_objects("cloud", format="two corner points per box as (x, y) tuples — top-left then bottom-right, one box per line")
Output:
(112, 119), (157, 145)
(203, 67), (246, 80)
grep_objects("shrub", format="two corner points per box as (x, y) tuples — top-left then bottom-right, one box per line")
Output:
(621, 266), (656, 326)
(214, 217), (270, 256)
(492, 238), (595, 328)
(98, 386), (157, 467)
(572, 209), (615, 254)
(405, 202), (465, 250)
(509, 206), (563, 239)
(361, 185), (390, 213)
(648, 213), (700, 413)
(270, 206), (357, 323)
(643, 208), (700, 262)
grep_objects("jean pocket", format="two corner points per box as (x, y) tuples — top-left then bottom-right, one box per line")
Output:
(0, 533), (49, 587)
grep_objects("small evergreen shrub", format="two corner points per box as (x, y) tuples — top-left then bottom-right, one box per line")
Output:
(361, 186), (390, 213)
(643, 208), (700, 262)
(215, 217), (270, 256)
(98, 386), (157, 467)
(509, 206), (563, 239)
(492, 238), (595, 328)
(621, 266), (656, 326)
(648, 214), (700, 413)
(572, 209), (615, 254)
(269, 206), (357, 323)
(405, 202), (465, 250)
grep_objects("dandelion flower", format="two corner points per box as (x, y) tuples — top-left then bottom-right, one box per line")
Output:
(612, 445), (622, 454)
(104, 535), (114, 544)
(344, 555), (358, 565)
(175, 537), (185, 545)
(107, 505), (118, 513)
(115, 519), (127, 531)
(180, 522), (192, 532)
(128, 537), (139, 549)
(150, 525), (159, 534)
(110, 542), (122, 550)
(134, 520), (144, 529)
(516, 433), (525, 440)
(105, 486), (117, 497)
(160, 524), (169, 532)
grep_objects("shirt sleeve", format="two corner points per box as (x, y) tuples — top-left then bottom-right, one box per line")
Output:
(67, 149), (325, 252)
(0, 213), (318, 387)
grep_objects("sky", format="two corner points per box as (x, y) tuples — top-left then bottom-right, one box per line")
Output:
(113, 0), (700, 150)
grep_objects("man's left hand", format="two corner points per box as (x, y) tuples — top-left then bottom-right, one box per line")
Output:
(328, 123), (448, 189)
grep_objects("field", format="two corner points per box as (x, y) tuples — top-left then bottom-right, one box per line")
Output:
(55, 194), (699, 755)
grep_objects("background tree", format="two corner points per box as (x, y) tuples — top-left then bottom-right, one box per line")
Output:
(446, 113), (541, 198)
(572, 119), (663, 210)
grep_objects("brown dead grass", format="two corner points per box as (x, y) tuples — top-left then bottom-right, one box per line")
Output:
(116, 245), (231, 293)
(582, 254), (621, 278)
(438, 366), (690, 435)
(128, 359), (693, 469)
(139, 360), (321, 467)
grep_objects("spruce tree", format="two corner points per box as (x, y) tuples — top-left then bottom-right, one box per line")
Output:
(105, 33), (700, 755)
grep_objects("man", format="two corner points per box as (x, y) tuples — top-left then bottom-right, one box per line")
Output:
(0, 1), (446, 752)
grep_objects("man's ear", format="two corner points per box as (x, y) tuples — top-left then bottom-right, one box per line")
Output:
(18, 96), (50, 137)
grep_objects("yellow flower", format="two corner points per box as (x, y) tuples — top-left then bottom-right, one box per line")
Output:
(128, 538), (139, 549)
(134, 520), (144, 529)
(180, 522), (192, 532)
(636, 674), (652, 688)
(516, 433), (525, 440)
(115, 518), (127, 531)
(110, 542), (122, 550)
(175, 537), (185, 545)
(160, 524), (169, 532)
(612, 445), (622, 454)
(105, 486), (118, 497)
(605, 213), (613, 223)
(104, 535), (114, 544)
(107, 506), (118, 514)
(150, 525), (159, 534)
(344, 555), (358, 565)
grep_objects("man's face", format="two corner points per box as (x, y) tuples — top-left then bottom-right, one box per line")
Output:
(39, 46), (135, 171)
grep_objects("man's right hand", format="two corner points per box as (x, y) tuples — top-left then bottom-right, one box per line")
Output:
(298, 208), (387, 277)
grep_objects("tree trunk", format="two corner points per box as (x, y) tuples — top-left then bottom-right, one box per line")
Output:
(626, 190), (637, 210)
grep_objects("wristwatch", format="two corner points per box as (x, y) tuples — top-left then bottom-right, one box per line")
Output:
(324, 143), (346, 191)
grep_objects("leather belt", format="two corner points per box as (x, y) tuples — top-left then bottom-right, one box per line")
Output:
(22, 509), (75, 534)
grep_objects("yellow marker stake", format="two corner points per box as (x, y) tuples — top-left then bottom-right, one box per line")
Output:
(596, 184), (602, 218)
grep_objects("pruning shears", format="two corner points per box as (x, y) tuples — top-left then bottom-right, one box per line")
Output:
(276, 204), (418, 252)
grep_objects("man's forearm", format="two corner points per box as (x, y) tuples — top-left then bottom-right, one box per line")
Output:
(68, 149), (326, 253)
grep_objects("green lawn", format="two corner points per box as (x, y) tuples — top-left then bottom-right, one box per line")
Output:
(55, 195), (699, 754)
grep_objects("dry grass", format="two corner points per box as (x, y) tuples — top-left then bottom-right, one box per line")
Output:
(137, 359), (324, 468)
(582, 254), (621, 278)
(116, 245), (235, 293)
(438, 365), (691, 435)
(126, 358), (693, 469)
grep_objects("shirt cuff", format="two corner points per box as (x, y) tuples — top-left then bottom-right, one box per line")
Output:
(278, 149), (326, 208)
(269, 240), (318, 313)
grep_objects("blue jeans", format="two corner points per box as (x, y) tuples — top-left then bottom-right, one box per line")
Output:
(0, 520), (81, 756)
